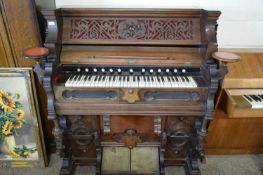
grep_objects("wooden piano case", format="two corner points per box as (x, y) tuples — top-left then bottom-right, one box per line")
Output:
(205, 52), (263, 155)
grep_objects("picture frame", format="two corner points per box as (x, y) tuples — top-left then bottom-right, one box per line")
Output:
(0, 68), (47, 168)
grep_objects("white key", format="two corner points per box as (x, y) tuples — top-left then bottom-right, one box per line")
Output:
(72, 75), (81, 87)
(188, 76), (197, 88)
(83, 76), (91, 87)
(77, 75), (85, 87)
(65, 75), (75, 87)
(89, 76), (96, 87)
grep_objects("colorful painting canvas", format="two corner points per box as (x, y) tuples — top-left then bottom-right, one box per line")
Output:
(0, 68), (47, 167)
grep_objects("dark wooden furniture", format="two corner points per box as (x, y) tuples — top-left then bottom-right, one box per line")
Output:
(31, 8), (235, 175)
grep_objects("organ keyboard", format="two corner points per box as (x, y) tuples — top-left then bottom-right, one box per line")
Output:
(64, 67), (198, 89)
(25, 8), (238, 175)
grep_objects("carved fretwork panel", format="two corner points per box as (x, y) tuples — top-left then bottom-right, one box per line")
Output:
(62, 17), (201, 45)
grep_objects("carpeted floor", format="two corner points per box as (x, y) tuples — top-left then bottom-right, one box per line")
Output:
(0, 154), (263, 175)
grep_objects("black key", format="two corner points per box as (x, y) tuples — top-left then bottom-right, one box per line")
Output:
(98, 76), (102, 81)
(151, 76), (154, 81)
(83, 76), (88, 81)
(182, 76), (185, 82)
(77, 75), (82, 81)
(161, 76), (164, 82)
(119, 76), (122, 81)
(147, 76), (150, 82)
(256, 95), (263, 101)
(157, 76), (161, 82)
(102, 76), (106, 81)
(88, 76), (92, 81)
(167, 76), (171, 82)
(253, 95), (261, 101)
(251, 95), (260, 102)
(67, 75), (73, 81)
(185, 76), (190, 82)
(248, 95), (257, 102)
(113, 76), (116, 81)
(133, 76), (136, 82)
(144, 76), (147, 82)
(244, 95), (252, 102)
(137, 76), (140, 82)
(175, 76), (178, 81)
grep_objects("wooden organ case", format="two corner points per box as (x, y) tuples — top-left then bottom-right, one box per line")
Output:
(27, 8), (238, 175)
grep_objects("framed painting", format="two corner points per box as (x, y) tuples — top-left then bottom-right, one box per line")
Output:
(0, 68), (47, 167)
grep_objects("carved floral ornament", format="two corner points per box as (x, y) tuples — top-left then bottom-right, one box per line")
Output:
(70, 18), (194, 41)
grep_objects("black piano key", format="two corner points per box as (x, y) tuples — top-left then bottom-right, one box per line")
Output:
(147, 76), (150, 82)
(77, 75), (82, 81)
(185, 76), (190, 82)
(119, 76), (122, 81)
(248, 95), (257, 101)
(88, 76), (92, 81)
(256, 95), (263, 101)
(151, 76), (154, 81)
(113, 76), (116, 81)
(98, 76), (102, 81)
(137, 76), (140, 82)
(175, 76), (179, 81)
(157, 76), (161, 82)
(251, 95), (260, 102)
(254, 95), (262, 101)
(102, 76), (106, 81)
(182, 76), (186, 82)
(167, 76), (171, 82)
(94, 76), (98, 81)
(161, 76), (164, 82)
(244, 95), (252, 102)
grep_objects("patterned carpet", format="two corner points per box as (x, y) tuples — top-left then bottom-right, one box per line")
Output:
(0, 154), (263, 175)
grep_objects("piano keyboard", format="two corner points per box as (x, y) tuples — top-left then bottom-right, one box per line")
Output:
(65, 75), (197, 88)
(243, 94), (263, 109)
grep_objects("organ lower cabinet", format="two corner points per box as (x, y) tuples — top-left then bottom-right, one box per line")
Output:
(62, 115), (202, 174)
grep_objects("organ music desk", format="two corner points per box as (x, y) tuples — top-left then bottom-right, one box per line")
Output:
(24, 8), (239, 175)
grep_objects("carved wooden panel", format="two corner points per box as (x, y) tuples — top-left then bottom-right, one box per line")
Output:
(63, 17), (201, 45)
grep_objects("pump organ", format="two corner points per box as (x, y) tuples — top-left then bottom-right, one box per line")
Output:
(30, 8), (238, 175)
